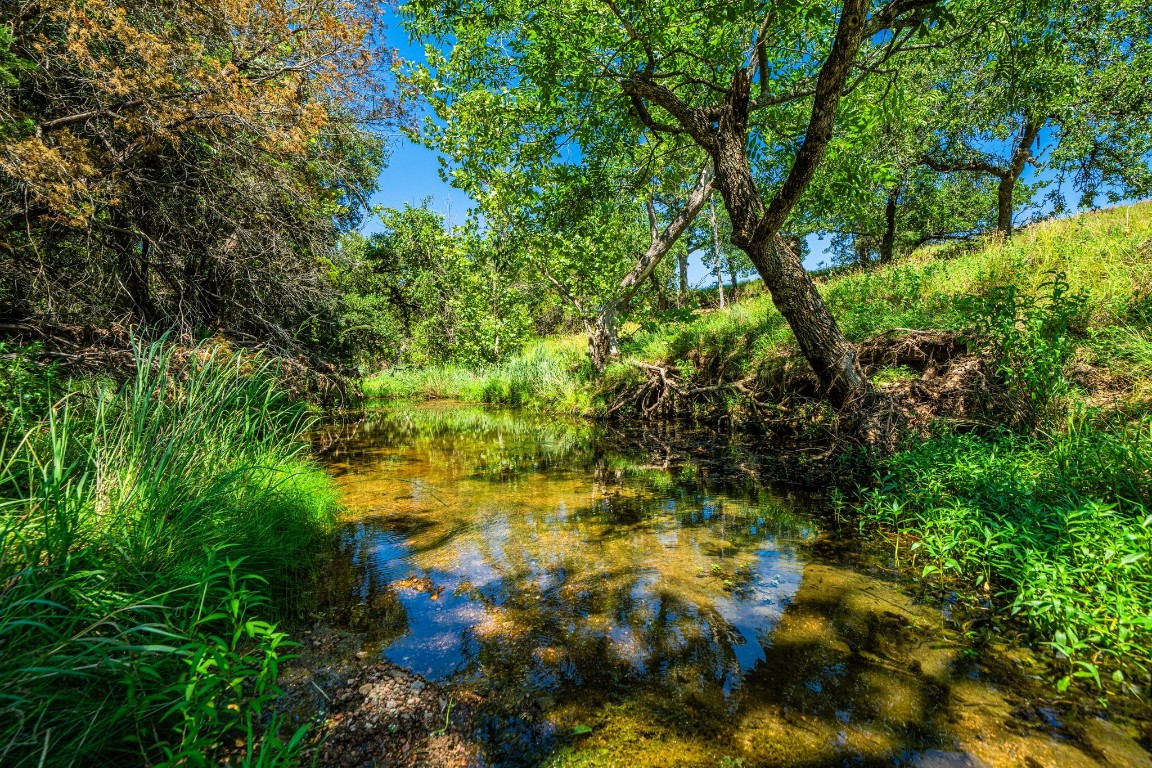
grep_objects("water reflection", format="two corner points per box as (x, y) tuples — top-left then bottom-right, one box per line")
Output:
(318, 403), (811, 760)
(314, 403), (1148, 768)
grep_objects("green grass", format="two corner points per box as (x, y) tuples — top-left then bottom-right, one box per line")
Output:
(858, 412), (1152, 691)
(364, 334), (594, 414)
(617, 201), (1152, 400)
(364, 202), (1152, 424)
(0, 341), (338, 767)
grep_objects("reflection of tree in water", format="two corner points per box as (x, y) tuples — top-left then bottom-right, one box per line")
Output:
(434, 490), (802, 765)
(314, 525), (410, 647)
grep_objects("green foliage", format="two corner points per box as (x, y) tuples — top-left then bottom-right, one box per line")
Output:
(331, 203), (543, 370)
(859, 415), (1152, 690)
(0, 341), (337, 766)
(0, 342), (56, 429)
(1, 0), (390, 351)
(364, 335), (593, 414)
(369, 202), (1152, 428)
(957, 271), (1088, 429)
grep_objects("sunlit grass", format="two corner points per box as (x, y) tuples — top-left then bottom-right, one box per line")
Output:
(0, 341), (338, 767)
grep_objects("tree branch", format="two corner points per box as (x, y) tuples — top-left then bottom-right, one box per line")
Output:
(621, 77), (717, 149)
(757, 0), (870, 236)
(921, 154), (1006, 177)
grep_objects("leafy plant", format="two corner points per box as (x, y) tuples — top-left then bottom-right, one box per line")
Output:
(0, 340), (337, 766)
(958, 270), (1087, 429)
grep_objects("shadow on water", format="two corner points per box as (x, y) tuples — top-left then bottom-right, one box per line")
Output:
(309, 402), (1152, 768)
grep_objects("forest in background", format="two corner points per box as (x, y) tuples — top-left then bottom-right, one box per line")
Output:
(2, 0), (1152, 765)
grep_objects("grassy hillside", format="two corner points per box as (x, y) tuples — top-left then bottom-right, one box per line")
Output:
(364, 201), (1152, 695)
(366, 201), (1152, 418)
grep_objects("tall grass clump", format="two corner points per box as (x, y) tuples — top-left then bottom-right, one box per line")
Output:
(1, 341), (338, 766)
(363, 334), (592, 414)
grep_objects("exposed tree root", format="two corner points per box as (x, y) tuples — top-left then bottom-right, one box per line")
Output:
(602, 327), (996, 458)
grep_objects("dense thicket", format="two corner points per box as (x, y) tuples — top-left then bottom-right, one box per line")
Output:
(0, 0), (393, 348)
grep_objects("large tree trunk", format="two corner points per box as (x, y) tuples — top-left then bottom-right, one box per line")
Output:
(621, 0), (874, 411)
(710, 2), (871, 409)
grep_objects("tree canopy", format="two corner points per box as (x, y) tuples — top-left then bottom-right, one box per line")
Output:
(0, 0), (396, 345)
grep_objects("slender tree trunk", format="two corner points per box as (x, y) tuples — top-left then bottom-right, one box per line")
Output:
(677, 249), (688, 307)
(587, 168), (714, 369)
(880, 185), (899, 263)
(996, 176), (1015, 236)
(709, 195), (725, 308)
(997, 118), (1043, 237)
(728, 257), (738, 300)
(649, 272), (668, 311)
(588, 309), (619, 371)
(112, 214), (157, 325)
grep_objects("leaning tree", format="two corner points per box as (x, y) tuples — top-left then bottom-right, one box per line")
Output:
(402, 0), (1002, 410)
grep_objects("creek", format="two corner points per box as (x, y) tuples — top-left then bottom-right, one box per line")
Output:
(305, 402), (1151, 767)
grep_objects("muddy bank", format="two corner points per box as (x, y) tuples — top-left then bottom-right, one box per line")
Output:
(279, 625), (480, 767)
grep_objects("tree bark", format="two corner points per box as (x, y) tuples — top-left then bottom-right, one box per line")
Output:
(880, 184), (899, 263)
(996, 175), (1015, 236)
(677, 249), (688, 307)
(998, 118), (1042, 236)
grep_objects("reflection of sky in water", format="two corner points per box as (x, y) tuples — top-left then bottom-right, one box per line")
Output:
(343, 496), (808, 689)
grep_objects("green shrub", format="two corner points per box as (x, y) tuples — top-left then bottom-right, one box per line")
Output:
(957, 271), (1088, 430)
(0, 342), (57, 429)
(860, 414), (1152, 691)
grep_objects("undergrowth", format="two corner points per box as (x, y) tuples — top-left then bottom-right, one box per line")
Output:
(0, 340), (338, 767)
(363, 335), (593, 414)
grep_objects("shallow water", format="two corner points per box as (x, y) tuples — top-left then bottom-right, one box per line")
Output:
(313, 402), (1152, 768)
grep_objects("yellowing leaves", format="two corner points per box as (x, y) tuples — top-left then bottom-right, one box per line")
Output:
(2, 0), (381, 227)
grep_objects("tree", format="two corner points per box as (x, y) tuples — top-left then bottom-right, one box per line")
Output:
(0, 0), (395, 346)
(919, 0), (1152, 236)
(811, 103), (998, 265)
(332, 203), (542, 369)
(403, 0), (974, 410)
